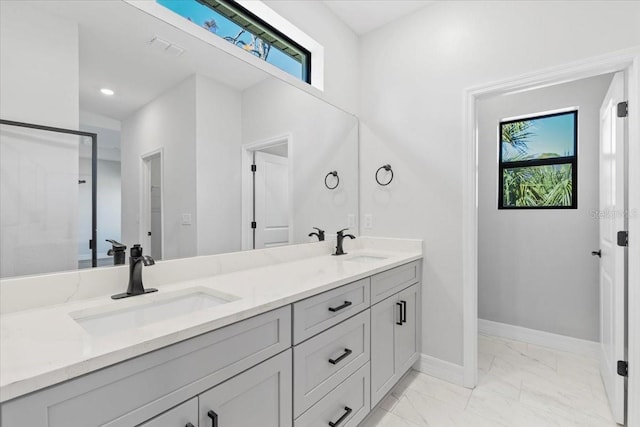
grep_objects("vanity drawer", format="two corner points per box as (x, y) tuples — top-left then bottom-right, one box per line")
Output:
(371, 260), (421, 304)
(138, 397), (197, 427)
(0, 306), (291, 427)
(293, 309), (370, 417)
(294, 362), (370, 427)
(293, 278), (370, 344)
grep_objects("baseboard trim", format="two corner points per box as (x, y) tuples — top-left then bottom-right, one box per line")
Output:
(478, 319), (599, 359)
(414, 353), (465, 386)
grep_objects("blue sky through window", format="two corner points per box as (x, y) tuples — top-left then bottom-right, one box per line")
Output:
(501, 112), (576, 162)
(157, 0), (304, 80)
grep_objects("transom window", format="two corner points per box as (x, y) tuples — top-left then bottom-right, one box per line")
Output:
(157, 0), (311, 83)
(499, 110), (578, 209)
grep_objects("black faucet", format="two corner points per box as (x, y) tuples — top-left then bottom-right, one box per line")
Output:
(308, 227), (325, 241)
(333, 228), (356, 256)
(111, 244), (157, 299)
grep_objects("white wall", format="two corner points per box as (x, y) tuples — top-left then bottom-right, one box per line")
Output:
(195, 74), (243, 255)
(262, 0), (360, 114)
(0, 1), (80, 278)
(121, 76), (198, 260)
(478, 74), (613, 342)
(0, 1), (79, 129)
(242, 78), (359, 243)
(359, 1), (640, 365)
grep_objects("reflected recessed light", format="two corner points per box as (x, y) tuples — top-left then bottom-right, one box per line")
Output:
(100, 88), (115, 96)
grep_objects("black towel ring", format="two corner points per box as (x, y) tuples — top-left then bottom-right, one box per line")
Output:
(375, 164), (393, 186)
(325, 171), (339, 190)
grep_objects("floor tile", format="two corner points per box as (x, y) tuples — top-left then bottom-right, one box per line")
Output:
(363, 335), (617, 427)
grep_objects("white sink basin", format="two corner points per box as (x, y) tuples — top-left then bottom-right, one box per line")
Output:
(345, 255), (388, 263)
(72, 289), (237, 336)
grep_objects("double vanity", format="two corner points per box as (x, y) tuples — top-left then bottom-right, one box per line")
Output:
(0, 238), (422, 427)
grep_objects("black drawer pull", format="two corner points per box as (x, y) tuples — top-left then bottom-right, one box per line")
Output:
(328, 301), (352, 312)
(396, 302), (403, 325)
(328, 406), (352, 427)
(401, 300), (407, 323)
(208, 410), (218, 427)
(329, 348), (353, 365)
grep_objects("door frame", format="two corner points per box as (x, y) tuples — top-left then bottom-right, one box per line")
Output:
(241, 134), (293, 250)
(462, 47), (640, 424)
(140, 148), (165, 259)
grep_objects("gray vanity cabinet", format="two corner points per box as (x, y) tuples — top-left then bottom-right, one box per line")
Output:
(370, 282), (421, 407)
(199, 350), (292, 427)
(0, 259), (423, 427)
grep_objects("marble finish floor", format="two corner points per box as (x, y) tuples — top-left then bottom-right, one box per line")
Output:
(361, 334), (617, 427)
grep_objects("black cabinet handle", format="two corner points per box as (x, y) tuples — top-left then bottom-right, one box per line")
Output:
(591, 250), (602, 258)
(328, 406), (352, 427)
(328, 301), (352, 312)
(208, 410), (218, 427)
(401, 300), (407, 324)
(396, 302), (403, 325)
(328, 348), (352, 365)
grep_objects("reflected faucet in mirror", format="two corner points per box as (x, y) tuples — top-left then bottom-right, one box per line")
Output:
(309, 227), (325, 241)
(111, 244), (157, 300)
(333, 229), (356, 256)
(106, 239), (127, 265)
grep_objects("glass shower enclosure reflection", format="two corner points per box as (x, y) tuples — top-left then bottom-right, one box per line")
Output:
(0, 120), (97, 277)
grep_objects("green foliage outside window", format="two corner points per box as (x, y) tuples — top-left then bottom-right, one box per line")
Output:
(499, 111), (577, 209)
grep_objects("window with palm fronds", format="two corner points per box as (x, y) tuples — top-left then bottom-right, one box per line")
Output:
(499, 110), (578, 209)
(157, 0), (311, 83)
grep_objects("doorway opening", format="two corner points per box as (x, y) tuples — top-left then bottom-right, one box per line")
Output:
(463, 50), (640, 426)
(241, 135), (293, 250)
(141, 149), (164, 260)
(475, 72), (625, 425)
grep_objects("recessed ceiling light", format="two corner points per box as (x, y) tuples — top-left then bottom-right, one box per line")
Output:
(100, 88), (115, 96)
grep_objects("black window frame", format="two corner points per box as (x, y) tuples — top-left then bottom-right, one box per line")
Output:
(197, 0), (312, 84)
(498, 110), (578, 210)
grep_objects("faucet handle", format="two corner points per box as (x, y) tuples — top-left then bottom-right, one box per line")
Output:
(130, 244), (143, 258)
(337, 228), (349, 235)
(313, 227), (324, 232)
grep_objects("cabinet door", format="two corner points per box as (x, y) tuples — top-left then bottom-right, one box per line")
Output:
(139, 398), (197, 427)
(370, 295), (398, 407)
(199, 350), (292, 427)
(394, 284), (420, 376)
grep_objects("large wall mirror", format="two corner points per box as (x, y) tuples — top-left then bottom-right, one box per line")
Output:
(0, 0), (358, 279)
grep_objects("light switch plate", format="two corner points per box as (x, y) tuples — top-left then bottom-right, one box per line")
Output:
(347, 214), (356, 228)
(181, 213), (192, 225)
(364, 214), (373, 229)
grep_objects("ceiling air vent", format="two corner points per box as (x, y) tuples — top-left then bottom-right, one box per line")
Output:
(149, 36), (185, 57)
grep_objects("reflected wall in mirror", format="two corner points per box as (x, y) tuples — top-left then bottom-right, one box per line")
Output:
(0, 0), (358, 279)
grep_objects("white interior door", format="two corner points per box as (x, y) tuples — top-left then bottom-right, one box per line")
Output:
(142, 152), (163, 260)
(598, 71), (626, 425)
(149, 155), (162, 260)
(254, 151), (289, 249)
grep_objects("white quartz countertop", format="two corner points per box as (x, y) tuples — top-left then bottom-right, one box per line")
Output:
(0, 247), (421, 403)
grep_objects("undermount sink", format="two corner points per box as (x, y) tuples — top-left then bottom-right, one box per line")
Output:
(344, 255), (388, 263)
(71, 289), (237, 336)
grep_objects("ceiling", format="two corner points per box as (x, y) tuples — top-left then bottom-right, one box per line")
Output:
(323, 0), (435, 35)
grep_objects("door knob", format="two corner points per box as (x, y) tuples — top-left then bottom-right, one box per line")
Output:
(591, 250), (601, 258)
